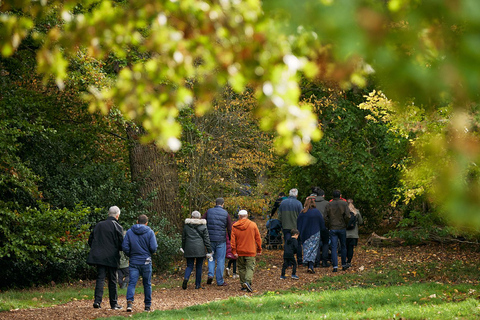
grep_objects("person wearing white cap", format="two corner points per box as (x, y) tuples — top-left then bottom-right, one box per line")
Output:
(231, 210), (262, 293)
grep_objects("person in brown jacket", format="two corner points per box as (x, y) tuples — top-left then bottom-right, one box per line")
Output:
(231, 210), (262, 293)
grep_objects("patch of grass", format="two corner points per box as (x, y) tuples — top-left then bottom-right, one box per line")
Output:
(107, 283), (480, 320)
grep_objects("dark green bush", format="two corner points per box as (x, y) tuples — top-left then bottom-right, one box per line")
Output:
(0, 202), (97, 288)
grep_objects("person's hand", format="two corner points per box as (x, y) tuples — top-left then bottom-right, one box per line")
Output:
(234, 253), (239, 259)
(206, 253), (213, 259)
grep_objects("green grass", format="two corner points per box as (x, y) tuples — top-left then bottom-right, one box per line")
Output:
(106, 283), (480, 320)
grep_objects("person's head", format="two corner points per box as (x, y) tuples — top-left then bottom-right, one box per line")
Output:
(291, 228), (299, 238)
(216, 197), (225, 206)
(332, 189), (341, 199)
(347, 199), (356, 211)
(238, 209), (248, 219)
(278, 192), (286, 197)
(302, 196), (316, 213)
(137, 214), (148, 225)
(289, 188), (298, 197)
(191, 210), (201, 219)
(108, 206), (121, 220)
(313, 187), (325, 197)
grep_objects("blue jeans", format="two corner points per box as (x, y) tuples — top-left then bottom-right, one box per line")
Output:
(127, 263), (152, 307)
(208, 241), (226, 285)
(185, 257), (205, 287)
(330, 229), (347, 269)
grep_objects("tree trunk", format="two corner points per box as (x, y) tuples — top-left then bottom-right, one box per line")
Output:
(126, 124), (182, 229)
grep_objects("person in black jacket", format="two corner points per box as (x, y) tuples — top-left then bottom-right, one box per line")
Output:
(87, 206), (124, 310)
(280, 229), (300, 280)
(182, 211), (213, 290)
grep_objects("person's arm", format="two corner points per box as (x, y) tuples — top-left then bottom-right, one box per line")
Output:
(357, 211), (364, 225)
(255, 225), (262, 254)
(121, 232), (130, 257)
(203, 227), (212, 253)
(149, 230), (158, 254)
(88, 227), (95, 247)
(181, 227), (186, 250)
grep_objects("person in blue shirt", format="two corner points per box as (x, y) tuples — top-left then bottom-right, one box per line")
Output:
(122, 214), (158, 312)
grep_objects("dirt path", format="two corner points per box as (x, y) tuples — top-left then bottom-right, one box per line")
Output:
(1, 236), (478, 320)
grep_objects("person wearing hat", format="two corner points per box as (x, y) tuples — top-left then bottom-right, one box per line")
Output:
(231, 210), (262, 293)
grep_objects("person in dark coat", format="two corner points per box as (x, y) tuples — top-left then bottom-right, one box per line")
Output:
(182, 211), (213, 290)
(280, 229), (300, 280)
(312, 187), (330, 268)
(202, 197), (232, 286)
(324, 190), (350, 272)
(297, 196), (325, 273)
(87, 206), (124, 310)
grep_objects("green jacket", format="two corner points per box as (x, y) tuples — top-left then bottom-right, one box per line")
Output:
(182, 218), (212, 258)
(278, 196), (303, 230)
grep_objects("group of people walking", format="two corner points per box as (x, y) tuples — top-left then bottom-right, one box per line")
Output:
(276, 188), (363, 279)
(86, 190), (361, 312)
(181, 197), (262, 293)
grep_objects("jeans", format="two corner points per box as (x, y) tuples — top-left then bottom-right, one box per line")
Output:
(94, 265), (118, 307)
(208, 241), (226, 285)
(330, 229), (347, 268)
(127, 263), (152, 307)
(185, 257), (205, 287)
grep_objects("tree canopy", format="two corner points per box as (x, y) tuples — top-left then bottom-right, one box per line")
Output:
(2, 0), (480, 230)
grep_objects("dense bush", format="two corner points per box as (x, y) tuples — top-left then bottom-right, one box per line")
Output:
(0, 202), (96, 289)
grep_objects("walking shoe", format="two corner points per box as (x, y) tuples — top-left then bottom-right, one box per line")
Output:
(195, 285), (205, 289)
(243, 282), (253, 292)
(321, 261), (330, 268)
(332, 268), (338, 273)
(207, 277), (213, 285)
(145, 306), (151, 312)
(232, 273), (239, 279)
(307, 268), (315, 274)
(241, 287), (248, 291)
(111, 304), (123, 310)
(280, 275), (286, 280)
(126, 301), (133, 312)
(182, 279), (188, 290)
(93, 302), (101, 309)
(342, 265), (350, 271)
(291, 275), (299, 280)
(217, 282), (228, 286)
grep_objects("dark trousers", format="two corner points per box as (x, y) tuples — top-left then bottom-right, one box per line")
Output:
(283, 229), (303, 265)
(185, 257), (205, 287)
(94, 265), (118, 307)
(281, 258), (297, 276)
(118, 267), (130, 288)
(346, 238), (358, 264)
(315, 231), (330, 266)
(228, 259), (237, 274)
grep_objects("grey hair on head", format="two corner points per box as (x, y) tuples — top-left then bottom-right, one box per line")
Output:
(108, 206), (120, 217)
(289, 188), (298, 197)
(191, 210), (201, 219)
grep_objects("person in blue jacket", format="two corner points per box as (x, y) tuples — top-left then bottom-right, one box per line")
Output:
(122, 214), (158, 312)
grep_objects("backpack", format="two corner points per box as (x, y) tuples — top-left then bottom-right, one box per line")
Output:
(346, 212), (357, 230)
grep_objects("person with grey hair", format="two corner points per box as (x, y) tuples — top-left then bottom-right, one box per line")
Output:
(278, 188), (303, 265)
(87, 206), (124, 310)
(181, 211), (213, 290)
(202, 197), (232, 286)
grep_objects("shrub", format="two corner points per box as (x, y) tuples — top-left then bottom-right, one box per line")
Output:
(0, 202), (96, 289)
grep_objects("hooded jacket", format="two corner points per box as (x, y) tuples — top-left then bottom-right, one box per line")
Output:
(122, 224), (158, 265)
(87, 216), (124, 268)
(231, 218), (262, 257)
(182, 218), (212, 258)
